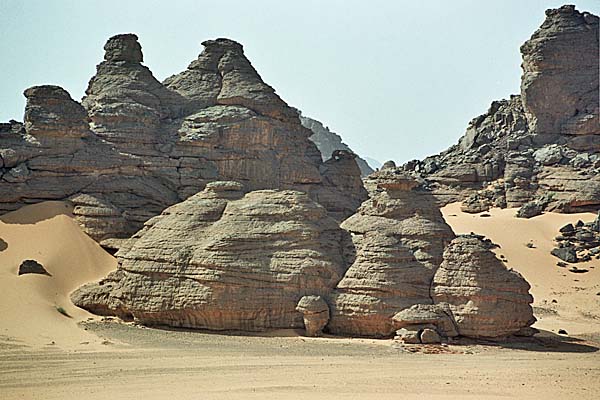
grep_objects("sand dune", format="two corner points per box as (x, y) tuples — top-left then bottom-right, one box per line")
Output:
(0, 201), (117, 349)
(441, 202), (600, 336)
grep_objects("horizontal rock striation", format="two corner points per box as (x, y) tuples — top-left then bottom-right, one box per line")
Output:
(403, 5), (600, 214)
(432, 235), (535, 338)
(327, 170), (456, 337)
(0, 34), (367, 245)
(72, 183), (350, 330)
(73, 178), (535, 339)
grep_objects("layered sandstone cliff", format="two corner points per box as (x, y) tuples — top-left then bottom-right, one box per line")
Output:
(0, 34), (367, 247)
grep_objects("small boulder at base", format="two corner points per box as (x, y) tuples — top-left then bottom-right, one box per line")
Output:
(419, 328), (442, 344)
(296, 296), (330, 337)
(392, 303), (458, 338)
(395, 328), (421, 344)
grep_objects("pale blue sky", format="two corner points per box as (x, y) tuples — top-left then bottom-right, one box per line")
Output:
(1, 0), (598, 164)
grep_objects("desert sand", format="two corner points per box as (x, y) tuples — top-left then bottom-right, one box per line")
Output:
(0, 202), (117, 349)
(0, 202), (599, 399)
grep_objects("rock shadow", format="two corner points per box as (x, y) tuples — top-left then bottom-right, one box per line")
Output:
(461, 330), (599, 353)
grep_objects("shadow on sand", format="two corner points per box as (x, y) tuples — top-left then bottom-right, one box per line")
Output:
(86, 319), (600, 354)
(453, 329), (600, 354)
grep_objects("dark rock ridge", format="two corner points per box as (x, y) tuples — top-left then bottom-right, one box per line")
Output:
(0, 34), (367, 247)
(402, 5), (600, 215)
(299, 114), (374, 177)
(74, 177), (535, 340)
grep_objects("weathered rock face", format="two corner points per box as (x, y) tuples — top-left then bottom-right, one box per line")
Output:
(24, 86), (91, 139)
(0, 34), (367, 246)
(83, 33), (188, 148)
(300, 115), (374, 177)
(165, 38), (300, 123)
(324, 171), (534, 339)
(432, 235), (535, 338)
(327, 170), (456, 337)
(72, 183), (349, 331)
(404, 6), (600, 214)
(72, 176), (536, 340)
(521, 5), (599, 139)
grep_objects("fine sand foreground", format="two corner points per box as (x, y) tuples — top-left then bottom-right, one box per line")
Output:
(1, 202), (599, 399)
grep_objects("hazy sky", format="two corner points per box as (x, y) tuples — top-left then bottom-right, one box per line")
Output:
(1, 1), (598, 164)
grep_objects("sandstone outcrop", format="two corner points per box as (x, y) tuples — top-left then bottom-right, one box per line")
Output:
(432, 235), (535, 338)
(5, 29), (541, 342)
(391, 235), (535, 342)
(0, 34), (367, 245)
(300, 114), (374, 177)
(327, 170), (456, 337)
(72, 182), (349, 331)
(325, 170), (534, 339)
(521, 5), (599, 140)
(72, 175), (536, 340)
(404, 6), (600, 214)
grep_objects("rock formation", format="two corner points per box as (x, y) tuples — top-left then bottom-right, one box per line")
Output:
(391, 235), (535, 342)
(552, 213), (600, 268)
(328, 171), (534, 339)
(73, 174), (535, 339)
(300, 114), (374, 177)
(296, 295), (330, 336)
(72, 182), (349, 331)
(521, 5), (599, 140)
(432, 235), (535, 338)
(0, 34), (367, 248)
(4, 28), (542, 342)
(326, 169), (456, 337)
(403, 5), (600, 215)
